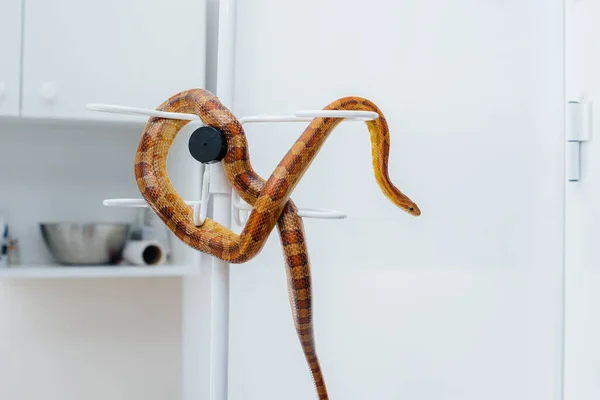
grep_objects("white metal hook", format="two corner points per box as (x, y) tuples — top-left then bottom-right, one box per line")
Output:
(89, 102), (369, 225)
(295, 110), (377, 121)
(194, 165), (211, 226)
(104, 164), (211, 227)
(232, 190), (246, 227)
(103, 198), (200, 207)
(239, 109), (378, 124)
(87, 103), (200, 121)
(231, 189), (346, 226)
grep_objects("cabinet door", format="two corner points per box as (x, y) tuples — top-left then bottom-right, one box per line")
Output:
(21, 0), (206, 121)
(229, 1), (565, 399)
(0, 0), (22, 116)
(565, 1), (600, 398)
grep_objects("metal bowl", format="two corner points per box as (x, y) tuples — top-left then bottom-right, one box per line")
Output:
(40, 223), (130, 265)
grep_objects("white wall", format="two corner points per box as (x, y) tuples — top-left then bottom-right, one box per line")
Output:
(0, 122), (184, 399)
(0, 277), (182, 400)
(228, 1), (565, 399)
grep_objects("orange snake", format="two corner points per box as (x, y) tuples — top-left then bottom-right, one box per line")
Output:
(134, 88), (421, 399)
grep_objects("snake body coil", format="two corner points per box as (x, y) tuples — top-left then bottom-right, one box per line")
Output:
(135, 88), (420, 399)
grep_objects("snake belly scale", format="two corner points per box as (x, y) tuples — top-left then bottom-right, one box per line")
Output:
(135, 88), (420, 399)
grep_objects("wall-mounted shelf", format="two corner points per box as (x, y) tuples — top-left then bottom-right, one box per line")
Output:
(0, 264), (200, 279)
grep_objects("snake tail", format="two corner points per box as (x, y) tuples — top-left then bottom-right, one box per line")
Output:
(278, 201), (328, 399)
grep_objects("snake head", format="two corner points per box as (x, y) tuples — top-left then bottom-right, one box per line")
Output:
(374, 175), (421, 216)
(406, 202), (421, 216)
(396, 190), (421, 216)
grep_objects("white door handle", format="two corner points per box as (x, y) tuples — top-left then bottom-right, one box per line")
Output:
(566, 101), (593, 182)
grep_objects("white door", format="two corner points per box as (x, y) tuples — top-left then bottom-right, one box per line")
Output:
(565, 1), (600, 399)
(21, 0), (206, 121)
(228, 1), (565, 399)
(0, 0), (22, 116)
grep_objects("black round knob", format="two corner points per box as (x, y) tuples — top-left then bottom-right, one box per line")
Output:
(188, 126), (228, 164)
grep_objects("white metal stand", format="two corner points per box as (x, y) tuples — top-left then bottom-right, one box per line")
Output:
(88, 107), (374, 400)
(86, 1), (377, 398)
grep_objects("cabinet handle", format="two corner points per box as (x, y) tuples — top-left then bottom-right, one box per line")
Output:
(0, 82), (5, 101)
(40, 82), (57, 102)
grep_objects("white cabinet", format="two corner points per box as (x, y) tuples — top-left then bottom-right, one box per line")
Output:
(564, 1), (600, 399)
(0, 0), (22, 116)
(229, 1), (564, 399)
(21, 0), (207, 121)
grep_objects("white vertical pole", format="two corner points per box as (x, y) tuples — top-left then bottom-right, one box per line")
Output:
(208, 167), (232, 400)
(182, 0), (236, 399)
(216, 0), (236, 105)
(209, 0), (236, 399)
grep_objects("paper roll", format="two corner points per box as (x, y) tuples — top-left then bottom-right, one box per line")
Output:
(122, 240), (166, 266)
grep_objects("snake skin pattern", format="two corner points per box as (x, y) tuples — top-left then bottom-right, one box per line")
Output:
(134, 88), (421, 399)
